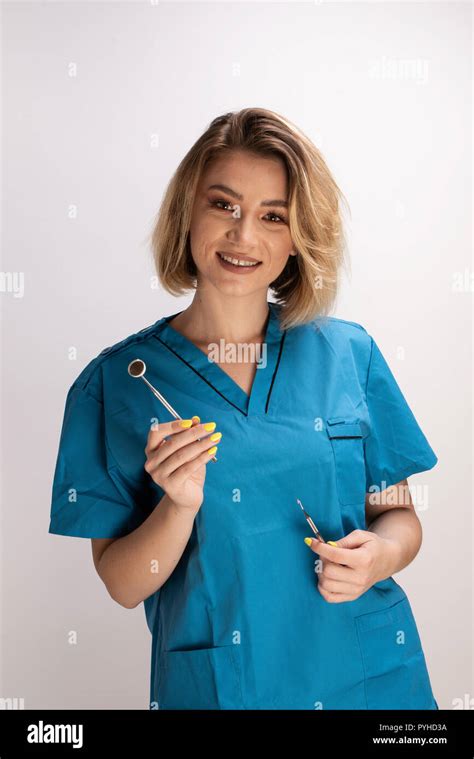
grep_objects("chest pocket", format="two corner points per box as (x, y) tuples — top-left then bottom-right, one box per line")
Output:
(326, 417), (366, 506)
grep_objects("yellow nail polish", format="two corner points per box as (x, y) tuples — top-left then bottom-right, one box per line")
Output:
(179, 419), (193, 428)
(203, 422), (216, 432)
(209, 432), (222, 442)
(327, 541), (338, 546)
(192, 415), (200, 423)
(207, 446), (218, 455)
(304, 537), (313, 546)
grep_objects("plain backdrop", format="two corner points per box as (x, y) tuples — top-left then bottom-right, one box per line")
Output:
(1, 1), (472, 709)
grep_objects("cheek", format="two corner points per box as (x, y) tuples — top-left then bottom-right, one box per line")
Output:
(267, 234), (294, 271)
(190, 215), (212, 243)
(189, 216), (220, 262)
(191, 205), (228, 236)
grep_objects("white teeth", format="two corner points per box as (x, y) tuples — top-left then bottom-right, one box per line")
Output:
(218, 252), (259, 267)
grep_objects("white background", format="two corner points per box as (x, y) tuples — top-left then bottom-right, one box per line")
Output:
(1, 0), (472, 709)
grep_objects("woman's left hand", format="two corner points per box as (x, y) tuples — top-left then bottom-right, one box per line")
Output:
(305, 529), (400, 603)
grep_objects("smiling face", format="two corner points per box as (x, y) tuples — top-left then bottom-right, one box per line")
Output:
(188, 149), (296, 298)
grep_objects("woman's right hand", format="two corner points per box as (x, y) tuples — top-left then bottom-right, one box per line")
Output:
(144, 416), (222, 514)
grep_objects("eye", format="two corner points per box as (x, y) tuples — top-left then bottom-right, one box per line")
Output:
(264, 211), (287, 224)
(208, 198), (287, 224)
(209, 198), (236, 212)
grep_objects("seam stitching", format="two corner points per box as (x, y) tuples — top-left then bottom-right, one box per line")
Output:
(154, 335), (248, 417)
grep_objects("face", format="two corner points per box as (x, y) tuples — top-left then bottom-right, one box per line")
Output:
(187, 149), (296, 298)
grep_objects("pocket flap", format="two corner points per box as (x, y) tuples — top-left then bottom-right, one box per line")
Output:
(326, 418), (363, 439)
(157, 644), (243, 709)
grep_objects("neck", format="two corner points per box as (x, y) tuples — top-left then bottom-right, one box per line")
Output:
(170, 292), (271, 345)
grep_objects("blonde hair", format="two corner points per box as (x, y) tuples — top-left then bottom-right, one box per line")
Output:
(149, 107), (350, 330)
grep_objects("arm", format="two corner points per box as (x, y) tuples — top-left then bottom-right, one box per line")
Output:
(91, 493), (197, 609)
(91, 416), (222, 609)
(365, 478), (422, 575)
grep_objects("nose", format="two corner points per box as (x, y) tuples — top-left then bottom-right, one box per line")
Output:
(225, 210), (259, 248)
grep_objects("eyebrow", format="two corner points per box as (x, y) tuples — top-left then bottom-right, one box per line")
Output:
(207, 184), (288, 209)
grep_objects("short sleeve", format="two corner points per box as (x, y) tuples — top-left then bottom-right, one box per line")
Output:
(49, 381), (147, 539)
(363, 335), (438, 493)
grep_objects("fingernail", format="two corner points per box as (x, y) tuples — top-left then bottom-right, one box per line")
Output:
(192, 415), (200, 423)
(304, 537), (313, 547)
(209, 432), (222, 442)
(327, 541), (338, 546)
(203, 422), (216, 432)
(179, 419), (193, 428)
(207, 446), (218, 456)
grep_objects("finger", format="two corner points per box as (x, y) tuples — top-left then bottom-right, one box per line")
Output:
(159, 438), (219, 480)
(321, 562), (353, 583)
(148, 422), (219, 468)
(305, 538), (361, 569)
(167, 416), (200, 454)
(145, 419), (215, 457)
(318, 587), (354, 604)
(319, 577), (358, 595)
(167, 445), (218, 488)
(145, 418), (196, 454)
(149, 434), (221, 480)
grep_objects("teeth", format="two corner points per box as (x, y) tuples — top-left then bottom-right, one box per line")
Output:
(218, 252), (259, 267)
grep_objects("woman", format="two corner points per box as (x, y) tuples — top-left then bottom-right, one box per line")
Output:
(49, 107), (439, 710)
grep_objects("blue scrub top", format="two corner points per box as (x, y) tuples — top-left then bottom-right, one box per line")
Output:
(49, 301), (439, 710)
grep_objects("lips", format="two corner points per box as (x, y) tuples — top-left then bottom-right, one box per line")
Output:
(216, 251), (262, 266)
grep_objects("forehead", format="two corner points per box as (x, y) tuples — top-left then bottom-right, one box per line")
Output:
(200, 149), (288, 195)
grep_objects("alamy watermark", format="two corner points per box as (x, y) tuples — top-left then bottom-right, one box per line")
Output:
(207, 339), (267, 369)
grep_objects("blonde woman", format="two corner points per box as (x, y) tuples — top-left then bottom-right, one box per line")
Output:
(49, 108), (439, 710)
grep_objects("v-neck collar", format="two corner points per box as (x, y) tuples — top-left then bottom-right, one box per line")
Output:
(154, 301), (286, 417)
